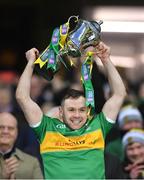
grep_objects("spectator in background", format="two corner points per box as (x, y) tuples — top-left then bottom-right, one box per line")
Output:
(106, 105), (143, 161)
(0, 80), (41, 162)
(0, 112), (43, 179)
(0, 83), (41, 159)
(122, 129), (144, 179)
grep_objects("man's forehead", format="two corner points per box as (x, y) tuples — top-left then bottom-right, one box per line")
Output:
(124, 119), (142, 125)
(64, 97), (86, 104)
(128, 142), (144, 148)
(0, 114), (17, 127)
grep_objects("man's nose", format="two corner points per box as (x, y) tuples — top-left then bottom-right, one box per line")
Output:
(132, 149), (139, 155)
(74, 111), (80, 117)
(2, 127), (9, 133)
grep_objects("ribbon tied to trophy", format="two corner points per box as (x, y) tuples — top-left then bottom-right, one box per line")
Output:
(34, 15), (103, 117)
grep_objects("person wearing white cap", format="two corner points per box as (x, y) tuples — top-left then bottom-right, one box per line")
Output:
(106, 105), (143, 161)
(118, 105), (143, 131)
(122, 129), (144, 179)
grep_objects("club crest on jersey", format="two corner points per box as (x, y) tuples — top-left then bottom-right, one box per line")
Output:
(56, 124), (66, 129)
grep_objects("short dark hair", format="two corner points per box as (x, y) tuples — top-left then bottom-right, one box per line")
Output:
(61, 89), (85, 105)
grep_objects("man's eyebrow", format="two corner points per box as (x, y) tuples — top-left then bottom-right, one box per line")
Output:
(0, 125), (15, 128)
(67, 107), (86, 109)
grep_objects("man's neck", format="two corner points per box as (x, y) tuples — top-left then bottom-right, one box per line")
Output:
(0, 145), (13, 155)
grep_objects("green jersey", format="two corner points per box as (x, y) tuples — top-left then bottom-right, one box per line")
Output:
(32, 112), (113, 179)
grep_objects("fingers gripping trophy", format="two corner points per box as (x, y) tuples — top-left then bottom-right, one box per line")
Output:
(34, 15), (103, 117)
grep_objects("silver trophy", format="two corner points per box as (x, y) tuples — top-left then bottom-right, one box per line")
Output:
(62, 17), (103, 58)
(34, 16), (103, 81)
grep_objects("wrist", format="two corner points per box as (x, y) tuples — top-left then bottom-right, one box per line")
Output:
(27, 60), (35, 67)
(101, 57), (110, 64)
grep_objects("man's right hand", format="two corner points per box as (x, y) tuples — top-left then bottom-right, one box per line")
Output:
(125, 162), (144, 179)
(25, 48), (39, 62)
(129, 164), (144, 179)
(2, 156), (19, 179)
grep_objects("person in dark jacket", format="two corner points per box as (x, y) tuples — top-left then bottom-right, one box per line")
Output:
(105, 151), (127, 179)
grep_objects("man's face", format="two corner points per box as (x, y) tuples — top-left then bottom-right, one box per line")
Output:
(0, 113), (18, 149)
(60, 96), (88, 130)
(126, 142), (144, 163)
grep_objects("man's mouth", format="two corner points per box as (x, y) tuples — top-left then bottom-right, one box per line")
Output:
(72, 120), (82, 125)
(70, 119), (83, 126)
(1, 135), (10, 138)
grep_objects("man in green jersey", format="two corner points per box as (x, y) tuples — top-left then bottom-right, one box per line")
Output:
(16, 41), (126, 179)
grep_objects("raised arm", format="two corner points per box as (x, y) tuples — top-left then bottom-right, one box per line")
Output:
(94, 42), (126, 121)
(16, 48), (43, 126)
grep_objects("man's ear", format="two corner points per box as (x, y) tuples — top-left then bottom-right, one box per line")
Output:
(59, 106), (63, 122)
